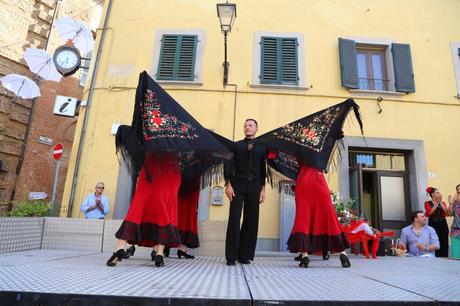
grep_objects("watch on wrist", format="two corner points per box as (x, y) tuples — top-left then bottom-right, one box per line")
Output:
(424, 246), (429, 251)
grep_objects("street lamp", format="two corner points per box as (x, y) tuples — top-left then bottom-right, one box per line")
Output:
(217, 2), (236, 86)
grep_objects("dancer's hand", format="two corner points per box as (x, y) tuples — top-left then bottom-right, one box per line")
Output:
(259, 187), (265, 203)
(225, 183), (235, 201)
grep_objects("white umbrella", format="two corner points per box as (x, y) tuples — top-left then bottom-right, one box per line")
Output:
(24, 48), (62, 82)
(55, 17), (94, 54)
(0, 74), (41, 99)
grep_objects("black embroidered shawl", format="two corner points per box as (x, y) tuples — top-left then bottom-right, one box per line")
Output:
(116, 71), (232, 186)
(255, 98), (363, 180)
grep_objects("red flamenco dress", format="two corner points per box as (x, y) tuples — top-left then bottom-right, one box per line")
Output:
(287, 164), (349, 254)
(115, 155), (182, 247)
(177, 178), (201, 248)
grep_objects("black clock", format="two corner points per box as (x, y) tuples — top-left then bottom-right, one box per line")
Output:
(53, 45), (82, 77)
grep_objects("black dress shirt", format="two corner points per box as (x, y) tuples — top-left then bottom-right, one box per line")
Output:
(225, 138), (266, 186)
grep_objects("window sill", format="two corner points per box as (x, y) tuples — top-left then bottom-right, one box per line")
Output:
(250, 83), (310, 91)
(155, 80), (203, 86)
(349, 89), (406, 97)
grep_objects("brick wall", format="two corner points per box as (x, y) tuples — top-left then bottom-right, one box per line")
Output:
(13, 77), (82, 209)
(0, 0), (103, 212)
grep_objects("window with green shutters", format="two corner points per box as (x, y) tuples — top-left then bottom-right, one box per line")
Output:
(338, 38), (415, 93)
(260, 37), (299, 85)
(157, 35), (198, 81)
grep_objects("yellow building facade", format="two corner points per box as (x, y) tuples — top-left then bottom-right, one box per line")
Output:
(61, 0), (460, 251)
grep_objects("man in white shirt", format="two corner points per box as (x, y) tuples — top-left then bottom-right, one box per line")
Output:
(80, 182), (110, 219)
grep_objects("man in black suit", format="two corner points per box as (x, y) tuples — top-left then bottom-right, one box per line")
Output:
(225, 119), (266, 266)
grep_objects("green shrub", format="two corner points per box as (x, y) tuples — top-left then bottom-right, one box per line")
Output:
(9, 201), (52, 217)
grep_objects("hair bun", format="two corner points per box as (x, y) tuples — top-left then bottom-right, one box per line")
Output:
(426, 187), (433, 194)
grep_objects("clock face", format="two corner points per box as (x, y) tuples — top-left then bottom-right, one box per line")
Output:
(53, 45), (81, 76)
(55, 50), (79, 69)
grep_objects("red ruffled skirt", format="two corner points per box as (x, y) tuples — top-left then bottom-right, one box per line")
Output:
(115, 156), (182, 247)
(287, 165), (349, 254)
(178, 179), (200, 248)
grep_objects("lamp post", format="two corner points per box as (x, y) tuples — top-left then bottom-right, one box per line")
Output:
(217, 2), (236, 86)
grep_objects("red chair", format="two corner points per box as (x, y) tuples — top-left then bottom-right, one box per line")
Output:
(342, 222), (394, 259)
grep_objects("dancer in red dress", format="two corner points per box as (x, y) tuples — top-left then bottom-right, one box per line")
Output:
(288, 163), (350, 267)
(177, 178), (201, 257)
(106, 72), (231, 267)
(257, 99), (363, 268)
(154, 178), (200, 260)
(108, 154), (182, 267)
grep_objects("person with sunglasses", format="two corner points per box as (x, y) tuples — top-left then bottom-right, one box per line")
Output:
(80, 182), (110, 219)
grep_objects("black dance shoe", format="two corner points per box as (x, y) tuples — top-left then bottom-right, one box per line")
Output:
(238, 259), (251, 264)
(164, 246), (170, 258)
(154, 255), (164, 267)
(124, 245), (136, 259)
(294, 254), (302, 261)
(299, 256), (309, 268)
(150, 250), (157, 261)
(177, 249), (195, 259)
(106, 249), (125, 267)
(340, 254), (351, 268)
(322, 250), (330, 260)
(226, 260), (236, 266)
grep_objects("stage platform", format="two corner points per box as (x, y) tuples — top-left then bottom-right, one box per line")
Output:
(1, 249), (460, 306)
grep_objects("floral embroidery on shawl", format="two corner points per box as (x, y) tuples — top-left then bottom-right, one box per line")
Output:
(272, 105), (342, 152)
(271, 151), (299, 175)
(142, 89), (199, 141)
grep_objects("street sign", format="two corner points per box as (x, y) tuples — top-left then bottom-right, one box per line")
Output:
(53, 143), (63, 160)
(38, 135), (53, 146)
(53, 95), (78, 117)
(29, 192), (48, 200)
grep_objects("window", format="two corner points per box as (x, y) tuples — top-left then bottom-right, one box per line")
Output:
(349, 151), (405, 171)
(151, 30), (205, 84)
(260, 37), (298, 85)
(450, 42), (460, 98)
(79, 50), (92, 86)
(339, 38), (415, 93)
(157, 35), (197, 81)
(252, 32), (306, 88)
(356, 46), (388, 91)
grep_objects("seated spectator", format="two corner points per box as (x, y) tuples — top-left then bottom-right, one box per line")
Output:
(80, 182), (109, 219)
(400, 211), (439, 258)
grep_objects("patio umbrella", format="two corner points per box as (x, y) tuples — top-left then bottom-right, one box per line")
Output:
(0, 74), (41, 99)
(24, 48), (61, 82)
(55, 17), (94, 53)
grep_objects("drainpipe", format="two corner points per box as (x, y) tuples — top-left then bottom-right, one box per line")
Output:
(67, 0), (114, 217)
(225, 83), (238, 140)
(44, 0), (61, 51)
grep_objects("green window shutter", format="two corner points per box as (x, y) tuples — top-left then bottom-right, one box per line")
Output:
(281, 38), (298, 85)
(260, 37), (279, 84)
(338, 38), (359, 89)
(260, 37), (298, 85)
(176, 36), (197, 80)
(392, 43), (415, 93)
(157, 35), (197, 81)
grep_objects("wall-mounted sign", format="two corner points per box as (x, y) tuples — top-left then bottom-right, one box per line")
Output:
(29, 192), (48, 200)
(38, 136), (53, 146)
(211, 186), (224, 206)
(53, 95), (79, 117)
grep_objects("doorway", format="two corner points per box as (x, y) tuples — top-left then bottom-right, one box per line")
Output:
(349, 150), (411, 234)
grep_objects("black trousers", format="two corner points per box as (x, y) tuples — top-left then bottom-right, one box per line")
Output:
(225, 180), (261, 261)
